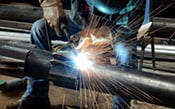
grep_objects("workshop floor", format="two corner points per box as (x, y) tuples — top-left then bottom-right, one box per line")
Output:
(0, 72), (174, 109)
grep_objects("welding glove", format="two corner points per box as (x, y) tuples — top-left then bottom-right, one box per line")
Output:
(39, 0), (67, 37)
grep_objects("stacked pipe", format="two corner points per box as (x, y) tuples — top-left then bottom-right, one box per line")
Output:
(149, 17), (175, 39)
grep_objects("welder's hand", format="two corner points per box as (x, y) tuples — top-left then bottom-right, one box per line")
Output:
(70, 33), (81, 45)
(42, 1), (66, 36)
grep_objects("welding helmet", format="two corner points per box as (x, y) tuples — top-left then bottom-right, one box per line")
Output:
(90, 0), (129, 14)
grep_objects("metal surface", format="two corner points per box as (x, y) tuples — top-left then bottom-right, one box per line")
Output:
(1, 45), (175, 108)
(0, 19), (32, 32)
(0, 77), (27, 92)
(138, 37), (156, 71)
(139, 44), (175, 54)
(0, 45), (28, 60)
(149, 17), (175, 38)
(91, 65), (175, 108)
(0, 45), (52, 78)
(151, 37), (156, 70)
(0, 4), (42, 23)
(48, 63), (175, 108)
(138, 17), (175, 71)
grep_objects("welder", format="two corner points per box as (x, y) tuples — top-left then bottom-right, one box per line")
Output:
(5, 0), (148, 109)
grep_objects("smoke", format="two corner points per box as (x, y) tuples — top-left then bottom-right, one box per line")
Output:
(114, 42), (129, 66)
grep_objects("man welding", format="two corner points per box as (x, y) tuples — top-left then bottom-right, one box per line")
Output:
(6, 0), (147, 109)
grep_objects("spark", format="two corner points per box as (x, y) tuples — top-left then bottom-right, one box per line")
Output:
(72, 51), (94, 71)
(61, 2), (175, 107)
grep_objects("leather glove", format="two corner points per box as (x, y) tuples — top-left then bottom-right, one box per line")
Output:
(41, 0), (66, 36)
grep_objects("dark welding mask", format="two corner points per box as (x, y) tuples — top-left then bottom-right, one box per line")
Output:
(90, 0), (129, 14)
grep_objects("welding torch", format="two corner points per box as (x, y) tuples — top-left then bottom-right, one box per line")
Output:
(59, 17), (77, 49)
(52, 17), (79, 59)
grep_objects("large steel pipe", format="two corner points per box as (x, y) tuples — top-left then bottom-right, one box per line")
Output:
(0, 3), (70, 23)
(149, 17), (175, 38)
(36, 57), (175, 108)
(87, 65), (175, 108)
(1, 45), (175, 108)
(50, 63), (175, 108)
(0, 45), (52, 78)
(0, 4), (42, 23)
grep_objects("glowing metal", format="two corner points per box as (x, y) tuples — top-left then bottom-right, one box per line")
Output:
(72, 52), (94, 71)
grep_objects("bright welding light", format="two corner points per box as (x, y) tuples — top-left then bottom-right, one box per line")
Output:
(72, 52), (93, 71)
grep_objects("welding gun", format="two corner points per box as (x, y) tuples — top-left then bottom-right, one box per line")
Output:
(59, 17), (77, 49)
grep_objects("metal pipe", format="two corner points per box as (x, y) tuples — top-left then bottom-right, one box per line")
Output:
(0, 19), (32, 32)
(0, 31), (67, 45)
(149, 17), (175, 38)
(87, 65), (175, 108)
(137, 44), (175, 55)
(0, 77), (27, 92)
(0, 4), (42, 23)
(0, 45), (28, 60)
(48, 63), (175, 108)
(1, 45), (175, 108)
(36, 56), (175, 108)
(0, 45), (52, 79)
